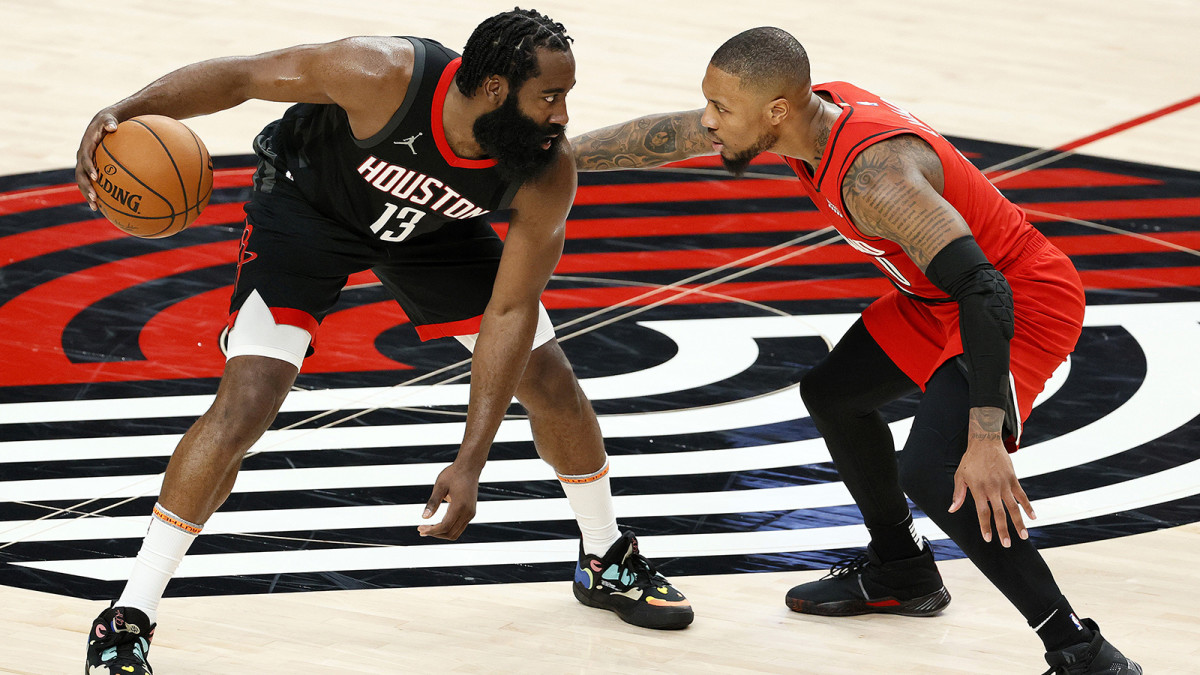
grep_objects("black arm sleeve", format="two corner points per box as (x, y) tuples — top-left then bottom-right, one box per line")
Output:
(924, 235), (1015, 410)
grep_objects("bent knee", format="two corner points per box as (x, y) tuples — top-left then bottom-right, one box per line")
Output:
(517, 343), (586, 413)
(800, 367), (842, 418)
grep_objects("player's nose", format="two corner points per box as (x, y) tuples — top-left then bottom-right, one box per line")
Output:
(549, 102), (568, 127)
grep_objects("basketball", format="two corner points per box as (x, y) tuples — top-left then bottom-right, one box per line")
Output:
(90, 115), (213, 238)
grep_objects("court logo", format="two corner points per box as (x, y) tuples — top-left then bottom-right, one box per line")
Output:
(0, 137), (1197, 599)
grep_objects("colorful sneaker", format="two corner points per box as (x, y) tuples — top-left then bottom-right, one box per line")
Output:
(573, 531), (693, 629)
(85, 605), (155, 674)
(785, 542), (950, 617)
(1042, 619), (1142, 674)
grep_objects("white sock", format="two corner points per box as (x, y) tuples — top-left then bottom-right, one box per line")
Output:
(558, 458), (622, 557)
(115, 503), (201, 624)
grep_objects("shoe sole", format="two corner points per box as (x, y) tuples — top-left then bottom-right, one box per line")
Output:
(786, 586), (951, 618)
(573, 583), (694, 630)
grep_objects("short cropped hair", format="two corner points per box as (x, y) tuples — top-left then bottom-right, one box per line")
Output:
(710, 27), (810, 92)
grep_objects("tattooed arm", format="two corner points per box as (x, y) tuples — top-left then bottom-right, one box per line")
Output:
(839, 134), (964, 267)
(841, 134), (1034, 547)
(570, 109), (714, 171)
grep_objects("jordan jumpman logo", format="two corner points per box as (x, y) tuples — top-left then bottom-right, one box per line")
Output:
(394, 132), (423, 154)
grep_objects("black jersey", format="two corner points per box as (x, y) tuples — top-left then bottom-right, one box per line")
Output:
(251, 37), (519, 243)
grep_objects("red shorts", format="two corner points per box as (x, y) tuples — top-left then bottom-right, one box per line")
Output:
(862, 230), (1085, 447)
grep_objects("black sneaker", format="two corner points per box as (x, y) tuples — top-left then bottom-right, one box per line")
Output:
(85, 605), (155, 675)
(785, 542), (950, 617)
(1042, 619), (1142, 674)
(572, 531), (693, 629)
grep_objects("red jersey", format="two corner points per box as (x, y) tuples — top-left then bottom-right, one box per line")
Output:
(782, 81), (1036, 299)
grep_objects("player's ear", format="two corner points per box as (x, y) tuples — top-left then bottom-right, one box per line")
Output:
(483, 75), (508, 107)
(767, 97), (789, 126)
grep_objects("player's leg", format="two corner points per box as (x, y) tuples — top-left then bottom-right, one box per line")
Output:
(510, 328), (611, 549)
(899, 363), (1140, 673)
(513, 334), (692, 630)
(785, 317), (950, 616)
(378, 220), (691, 628)
(86, 327), (305, 675)
(450, 317), (694, 629)
(87, 180), (361, 674)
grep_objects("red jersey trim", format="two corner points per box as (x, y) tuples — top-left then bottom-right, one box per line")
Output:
(226, 307), (321, 345)
(415, 314), (484, 341)
(431, 58), (498, 170)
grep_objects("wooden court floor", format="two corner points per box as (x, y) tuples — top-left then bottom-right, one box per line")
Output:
(1, 1), (1198, 673)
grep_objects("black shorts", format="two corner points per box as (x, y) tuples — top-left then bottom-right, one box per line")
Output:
(232, 177), (504, 344)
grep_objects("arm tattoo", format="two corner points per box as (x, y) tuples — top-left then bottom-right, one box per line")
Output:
(841, 135), (963, 269)
(571, 109), (712, 171)
(968, 406), (1005, 443)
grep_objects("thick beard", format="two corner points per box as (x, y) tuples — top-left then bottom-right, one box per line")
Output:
(472, 93), (564, 185)
(720, 130), (778, 178)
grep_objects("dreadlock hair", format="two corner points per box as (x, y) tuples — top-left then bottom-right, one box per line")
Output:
(710, 27), (810, 93)
(456, 7), (573, 96)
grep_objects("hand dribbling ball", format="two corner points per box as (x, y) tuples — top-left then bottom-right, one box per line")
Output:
(90, 115), (214, 238)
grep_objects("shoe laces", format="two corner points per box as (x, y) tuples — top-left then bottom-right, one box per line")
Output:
(826, 553), (871, 579)
(624, 550), (669, 589)
(99, 635), (151, 671)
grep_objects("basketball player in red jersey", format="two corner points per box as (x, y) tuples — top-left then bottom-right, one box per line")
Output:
(73, 9), (692, 674)
(571, 27), (1139, 674)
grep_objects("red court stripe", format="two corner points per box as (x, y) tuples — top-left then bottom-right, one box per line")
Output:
(1024, 197), (1200, 222)
(1078, 266), (1200, 290)
(552, 232), (1200, 275)
(574, 179), (805, 205)
(0, 202), (246, 269)
(0, 168), (253, 216)
(661, 150), (981, 169)
(1049, 231), (1200, 256)
(0, 218), (125, 267)
(494, 211), (829, 240)
(993, 168), (1159, 190)
(554, 244), (857, 274)
(0, 241), (236, 386)
(1055, 95), (1200, 153)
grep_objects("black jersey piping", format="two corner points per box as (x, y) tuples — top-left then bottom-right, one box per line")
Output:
(815, 106), (853, 189)
(353, 37), (427, 149)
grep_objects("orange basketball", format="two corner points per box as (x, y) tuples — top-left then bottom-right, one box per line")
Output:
(91, 115), (214, 238)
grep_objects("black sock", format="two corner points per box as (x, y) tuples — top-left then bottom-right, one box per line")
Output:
(867, 513), (924, 563)
(1032, 596), (1094, 652)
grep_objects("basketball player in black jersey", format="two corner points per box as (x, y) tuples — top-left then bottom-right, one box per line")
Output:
(74, 9), (692, 674)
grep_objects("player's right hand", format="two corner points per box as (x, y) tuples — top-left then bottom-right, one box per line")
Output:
(75, 111), (120, 211)
(418, 461), (481, 541)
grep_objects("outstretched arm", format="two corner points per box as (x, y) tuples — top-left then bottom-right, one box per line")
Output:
(418, 144), (576, 541)
(75, 36), (414, 208)
(840, 134), (1031, 548)
(570, 108), (714, 171)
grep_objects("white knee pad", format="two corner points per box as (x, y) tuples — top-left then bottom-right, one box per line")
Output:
(223, 290), (312, 369)
(454, 303), (555, 353)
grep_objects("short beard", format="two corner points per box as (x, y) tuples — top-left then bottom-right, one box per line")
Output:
(720, 130), (778, 177)
(472, 92), (564, 185)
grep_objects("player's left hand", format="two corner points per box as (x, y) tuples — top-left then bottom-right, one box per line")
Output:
(418, 462), (481, 541)
(948, 432), (1035, 548)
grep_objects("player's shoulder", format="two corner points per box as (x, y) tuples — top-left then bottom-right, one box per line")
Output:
(512, 143), (577, 211)
(842, 134), (941, 198)
(317, 36), (417, 80)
